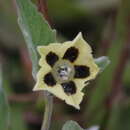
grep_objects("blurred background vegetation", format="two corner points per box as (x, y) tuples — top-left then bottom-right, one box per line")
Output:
(0, 0), (130, 130)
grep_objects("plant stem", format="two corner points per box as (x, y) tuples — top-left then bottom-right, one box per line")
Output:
(41, 91), (53, 130)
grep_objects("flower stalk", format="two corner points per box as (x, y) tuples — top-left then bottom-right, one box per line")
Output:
(41, 91), (53, 130)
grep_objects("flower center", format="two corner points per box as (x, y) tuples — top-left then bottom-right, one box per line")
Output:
(57, 65), (71, 80)
(52, 60), (75, 83)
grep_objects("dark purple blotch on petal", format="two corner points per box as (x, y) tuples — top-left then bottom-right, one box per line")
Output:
(61, 81), (76, 95)
(74, 65), (90, 78)
(44, 72), (56, 86)
(46, 52), (59, 67)
(63, 47), (79, 62)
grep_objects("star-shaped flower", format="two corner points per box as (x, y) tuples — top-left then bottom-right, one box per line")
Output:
(33, 32), (99, 109)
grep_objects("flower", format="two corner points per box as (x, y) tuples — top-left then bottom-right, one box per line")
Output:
(33, 32), (99, 109)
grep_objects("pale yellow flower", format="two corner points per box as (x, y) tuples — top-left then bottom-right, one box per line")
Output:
(33, 32), (99, 109)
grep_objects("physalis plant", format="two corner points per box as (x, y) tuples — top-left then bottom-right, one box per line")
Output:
(33, 33), (99, 109)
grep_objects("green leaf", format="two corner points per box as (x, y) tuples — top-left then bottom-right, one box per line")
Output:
(16, 0), (56, 78)
(62, 120), (84, 130)
(95, 56), (110, 73)
(0, 65), (10, 130)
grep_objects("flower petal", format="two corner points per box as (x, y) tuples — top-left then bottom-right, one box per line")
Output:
(65, 91), (84, 109)
(33, 65), (51, 91)
(63, 78), (87, 109)
(74, 78), (85, 91)
(72, 32), (100, 81)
